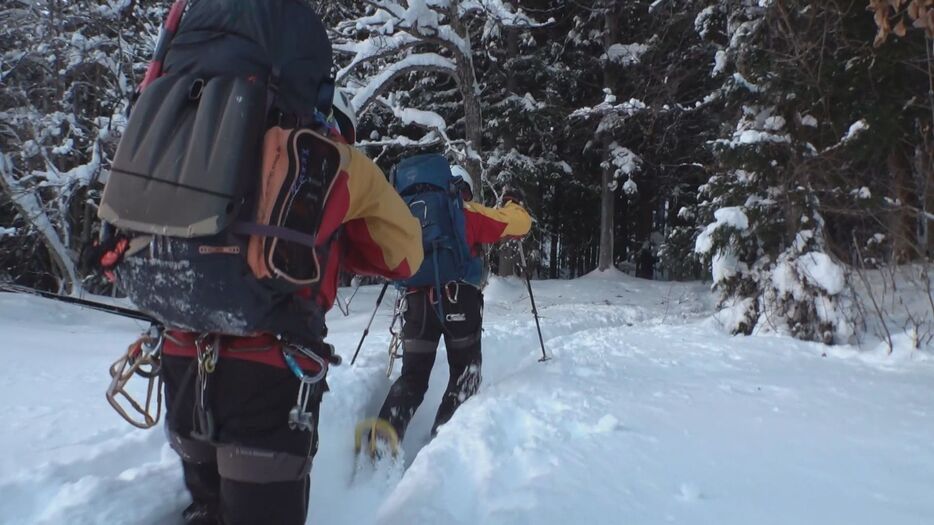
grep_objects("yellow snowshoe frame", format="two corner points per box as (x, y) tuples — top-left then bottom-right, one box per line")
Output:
(354, 418), (400, 459)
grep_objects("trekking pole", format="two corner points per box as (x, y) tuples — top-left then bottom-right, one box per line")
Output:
(0, 283), (157, 323)
(350, 282), (390, 365)
(515, 243), (549, 362)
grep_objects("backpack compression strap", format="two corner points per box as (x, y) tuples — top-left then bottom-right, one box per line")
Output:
(231, 222), (318, 249)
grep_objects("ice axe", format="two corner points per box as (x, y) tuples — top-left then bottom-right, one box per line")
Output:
(514, 243), (549, 362)
(350, 282), (389, 365)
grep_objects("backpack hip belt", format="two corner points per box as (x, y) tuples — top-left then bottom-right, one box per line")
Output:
(412, 281), (480, 305)
(163, 331), (332, 372)
(164, 331), (332, 438)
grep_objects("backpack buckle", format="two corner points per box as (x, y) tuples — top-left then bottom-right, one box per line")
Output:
(188, 78), (205, 100)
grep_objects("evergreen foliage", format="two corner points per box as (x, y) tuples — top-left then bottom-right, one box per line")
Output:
(3, 0), (933, 343)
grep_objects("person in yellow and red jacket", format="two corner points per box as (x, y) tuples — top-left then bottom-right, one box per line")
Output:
(369, 165), (531, 452)
(158, 94), (422, 524)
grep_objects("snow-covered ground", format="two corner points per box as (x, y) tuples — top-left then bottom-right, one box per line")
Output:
(2, 272), (933, 525)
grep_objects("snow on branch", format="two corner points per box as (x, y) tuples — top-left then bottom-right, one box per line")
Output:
(601, 142), (642, 194)
(359, 0), (471, 56)
(453, 0), (553, 29)
(606, 142), (642, 178)
(352, 52), (457, 114)
(605, 43), (648, 66)
(377, 96), (448, 134)
(359, 131), (447, 149)
(570, 97), (647, 120)
(491, 93), (543, 111)
(488, 148), (558, 171)
(373, 96), (453, 146)
(842, 119), (869, 143)
(0, 153), (78, 292)
(695, 206), (750, 255)
(334, 32), (421, 81)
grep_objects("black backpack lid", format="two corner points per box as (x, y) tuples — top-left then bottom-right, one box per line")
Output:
(163, 0), (333, 119)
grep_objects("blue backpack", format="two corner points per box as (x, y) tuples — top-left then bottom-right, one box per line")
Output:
(392, 154), (472, 298)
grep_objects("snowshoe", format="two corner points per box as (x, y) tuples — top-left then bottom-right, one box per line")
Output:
(353, 418), (400, 461)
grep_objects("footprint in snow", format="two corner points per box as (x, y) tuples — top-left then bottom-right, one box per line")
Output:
(677, 482), (704, 502)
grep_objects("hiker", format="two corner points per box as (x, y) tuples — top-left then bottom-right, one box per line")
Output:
(637, 242), (655, 279)
(158, 93), (421, 525)
(367, 159), (531, 453)
(90, 1), (422, 524)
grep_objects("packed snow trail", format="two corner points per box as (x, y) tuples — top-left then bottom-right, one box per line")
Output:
(1, 272), (933, 524)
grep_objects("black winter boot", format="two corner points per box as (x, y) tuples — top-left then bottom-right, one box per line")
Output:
(182, 501), (220, 525)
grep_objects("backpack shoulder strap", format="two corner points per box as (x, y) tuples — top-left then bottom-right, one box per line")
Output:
(449, 193), (472, 267)
(230, 222), (317, 248)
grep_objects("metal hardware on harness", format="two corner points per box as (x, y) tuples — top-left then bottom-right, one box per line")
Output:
(191, 333), (220, 442)
(289, 376), (317, 432)
(195, 333), (219, 374)
(445, 313), (466, 322)
(385, 293), (406, 377)
(444, 282), (459, 304)
(140, 324), (164, 358)
(282, 345), (329, 432)
(385, 332), (403, 378)
(105, 324), (165, 429)
(283, 344), (329, 384)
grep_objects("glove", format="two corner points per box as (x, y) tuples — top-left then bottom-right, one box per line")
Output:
(81, 234), (130, 282)
(502, 186), (525, 206)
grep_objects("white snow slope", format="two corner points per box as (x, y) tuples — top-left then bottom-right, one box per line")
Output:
(1, 272), (933, 525)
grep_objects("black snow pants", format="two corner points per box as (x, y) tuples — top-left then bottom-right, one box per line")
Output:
(378, 283), (483, 440)
(162, 354), (325, 525)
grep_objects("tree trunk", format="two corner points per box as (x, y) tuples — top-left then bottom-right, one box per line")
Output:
(550, 231), (559, 279)
(597, 1), (620, 272)
(599, 157), (614, 271)
(888, 148), (915, 263)
(449, 6), (483, 200)
(550, 182), (561, 278)
(497, 27), (520, 277)
(914, 143), (934, 257)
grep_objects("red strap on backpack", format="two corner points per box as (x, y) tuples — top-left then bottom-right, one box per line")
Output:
(138, 0), (189, 94)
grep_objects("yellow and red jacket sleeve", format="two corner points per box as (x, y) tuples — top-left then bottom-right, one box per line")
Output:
(332, 146), (423, 279)
(463, 201), (532, 247)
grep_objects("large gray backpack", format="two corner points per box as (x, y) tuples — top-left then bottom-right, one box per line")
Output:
(99, 0), (341, 342)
